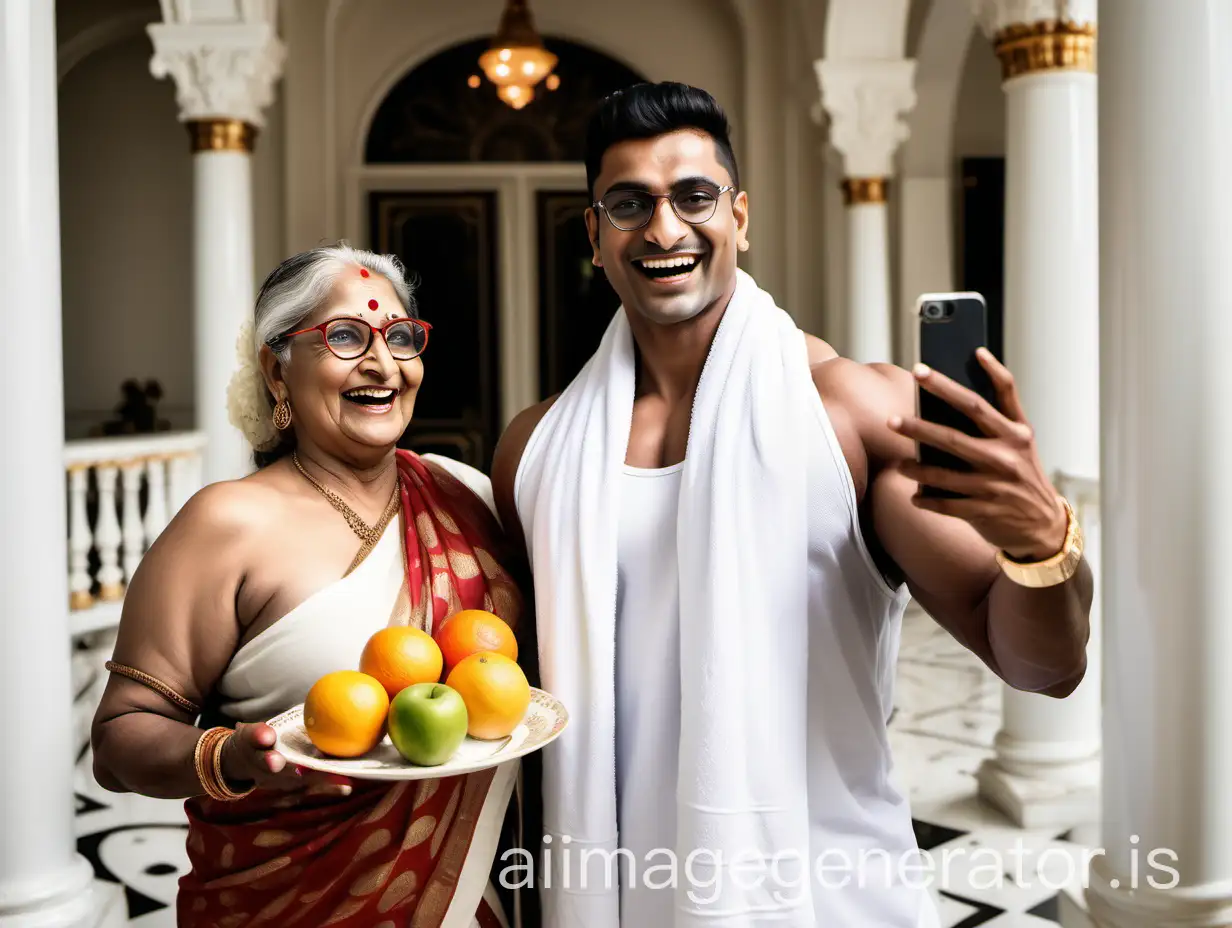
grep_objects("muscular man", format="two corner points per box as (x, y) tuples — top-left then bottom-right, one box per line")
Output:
(493, 82), (1091, 928)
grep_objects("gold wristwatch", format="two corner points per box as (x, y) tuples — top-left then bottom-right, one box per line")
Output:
(995, 497), (1083, 588)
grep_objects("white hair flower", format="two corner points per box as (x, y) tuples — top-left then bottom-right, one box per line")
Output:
(226, 319), (281, 451)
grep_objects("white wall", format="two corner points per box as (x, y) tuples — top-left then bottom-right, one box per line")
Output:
(953, 35), (1006, 160)
(56, 2), (287, 439)
(58, 34), (194, 438)
(252, 94), (287, 287)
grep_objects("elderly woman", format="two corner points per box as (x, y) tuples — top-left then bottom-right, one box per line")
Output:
(90, 244), (525, 927)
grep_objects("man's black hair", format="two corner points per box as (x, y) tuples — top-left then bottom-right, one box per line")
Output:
(584, 82), (740, 198)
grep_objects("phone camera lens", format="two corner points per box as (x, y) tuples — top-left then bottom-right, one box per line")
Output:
(923, 302), (946, 320)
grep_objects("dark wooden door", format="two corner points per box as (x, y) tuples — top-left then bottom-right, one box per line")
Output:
(536, 191), (621, 398)
(370, 191), (500, 470)
(959, 157), (1005, 361)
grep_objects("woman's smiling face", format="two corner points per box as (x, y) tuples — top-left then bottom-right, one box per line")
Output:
(275, 267), (425, 455)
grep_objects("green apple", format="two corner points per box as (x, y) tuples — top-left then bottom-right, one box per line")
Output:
(388, 682), (469, 766)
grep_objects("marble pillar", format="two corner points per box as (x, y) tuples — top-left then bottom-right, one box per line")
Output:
(969, 0), (1103, 830)
(148, 4), (285, 484)
(815, 59), (917, 364)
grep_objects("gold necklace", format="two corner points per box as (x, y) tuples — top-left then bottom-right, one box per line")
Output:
(293, 452), (401, 551)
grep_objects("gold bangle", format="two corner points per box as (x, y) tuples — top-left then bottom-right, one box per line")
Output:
(194, 727), (225, 799)
(212, 730), (256, 801)
(995, 497), (1084, 588)
(195, 727), (255, 801)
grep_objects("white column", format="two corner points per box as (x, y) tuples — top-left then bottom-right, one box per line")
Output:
(967, 0), (1103, 830)
(815, 59), (916, 364)
(0, 2), (122, 925)
(1070, 1), (1232, 924)
(148, 5), (284, 485)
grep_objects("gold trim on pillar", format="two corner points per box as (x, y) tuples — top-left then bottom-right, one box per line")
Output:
(841, 177), (889, 206)
(186, 119), (258, 154)
(994, 20), (1097, 81)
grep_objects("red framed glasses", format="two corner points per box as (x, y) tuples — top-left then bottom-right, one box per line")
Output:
(276, 317), (431, 361)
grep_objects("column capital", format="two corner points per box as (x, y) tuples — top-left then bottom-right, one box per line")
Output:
(969, 1), (1097, 79)
(147, 0), (285, 130)
(814, 59), (917, 179)
(969, 0), (1096, 36)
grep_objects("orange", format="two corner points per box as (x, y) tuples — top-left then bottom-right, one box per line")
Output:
(360, 626), (444, 698)
(434, 609), (517, 672)
(444, 652), (530, 741)
(303, 670), (389, 758)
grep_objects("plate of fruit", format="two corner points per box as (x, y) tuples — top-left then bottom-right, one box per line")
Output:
(269, 610), (568, 780)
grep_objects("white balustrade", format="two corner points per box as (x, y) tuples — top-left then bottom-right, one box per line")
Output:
(63, 431), (207, 633)
(67, 468), (93, 611)
(93, 467), (123, 601)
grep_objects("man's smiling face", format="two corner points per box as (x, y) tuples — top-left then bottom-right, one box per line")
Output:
(586, 129), (749, 327)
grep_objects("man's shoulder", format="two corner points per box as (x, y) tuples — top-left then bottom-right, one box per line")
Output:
(805, 338), (916, 463)
(805, 338), (912, 410)
(493, 395), (560, 481)
(804, 333), (838, 367)
(490, 394), (560, 546)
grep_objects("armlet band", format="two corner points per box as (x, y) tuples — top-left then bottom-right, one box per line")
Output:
(105, 661), (202, 716)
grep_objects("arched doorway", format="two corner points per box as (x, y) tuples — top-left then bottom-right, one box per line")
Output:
(360, 37), (644, 469)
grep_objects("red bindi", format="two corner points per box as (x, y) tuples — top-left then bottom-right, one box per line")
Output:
(359, 268), (370, 278)
(368, 299), (379, 310)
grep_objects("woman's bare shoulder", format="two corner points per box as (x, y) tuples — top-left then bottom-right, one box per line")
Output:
(151, 467), (294, 560)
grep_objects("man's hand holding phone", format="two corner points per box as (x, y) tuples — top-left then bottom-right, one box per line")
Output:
(890, 304), (1068, 563)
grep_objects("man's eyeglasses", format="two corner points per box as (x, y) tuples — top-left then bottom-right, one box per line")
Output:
(592, 183), (736, 232)
(273, 317), (432, 361)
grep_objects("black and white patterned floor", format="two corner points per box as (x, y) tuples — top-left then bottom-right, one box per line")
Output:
(74, 608), (1095, 926)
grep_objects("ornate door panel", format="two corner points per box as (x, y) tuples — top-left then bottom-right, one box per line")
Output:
(370, 191), (500, 470)
(535, 191), (620, 398)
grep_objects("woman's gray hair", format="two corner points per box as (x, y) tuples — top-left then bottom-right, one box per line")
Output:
(257, 243), (416, 368)
(226, 243), (417, 464)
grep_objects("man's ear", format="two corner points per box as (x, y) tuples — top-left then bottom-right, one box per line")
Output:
(733, 190), (750, 252)
(584, 207), (603, 267)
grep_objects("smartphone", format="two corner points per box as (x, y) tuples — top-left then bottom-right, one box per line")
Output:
(915, 292), (999, 499)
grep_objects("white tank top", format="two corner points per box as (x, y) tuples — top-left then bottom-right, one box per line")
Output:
(615, 462), (684, 923)
(614, 398), (925, 926)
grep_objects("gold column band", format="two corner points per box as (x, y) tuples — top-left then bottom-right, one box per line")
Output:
(994, 20), (1097, 81)
(841, 177), (889, 206)
(187, 118), (258, 154)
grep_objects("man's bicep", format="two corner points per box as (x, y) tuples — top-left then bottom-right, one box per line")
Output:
(871, 463), (1003, 665)
(490, 395), (558, 556)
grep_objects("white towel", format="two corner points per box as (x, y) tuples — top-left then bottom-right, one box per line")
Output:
(515, 270), (821, 927)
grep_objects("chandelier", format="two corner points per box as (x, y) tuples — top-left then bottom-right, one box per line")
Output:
(477, 0), (559, 110)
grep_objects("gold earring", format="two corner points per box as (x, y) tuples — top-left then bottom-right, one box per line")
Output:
(272, 397), (292, 430)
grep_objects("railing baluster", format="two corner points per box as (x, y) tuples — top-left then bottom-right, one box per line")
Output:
(186, 453), (203, 502)
(94, 465), (124, 601)
(168, 454), (192, 515)
(120, 461), (145, 585)
(67, 467), (93, 610)
(144, 456), (169, 546)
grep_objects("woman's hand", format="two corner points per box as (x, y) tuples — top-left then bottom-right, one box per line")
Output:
(220, 722), (352, 796)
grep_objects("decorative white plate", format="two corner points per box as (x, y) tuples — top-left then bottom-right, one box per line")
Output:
(269, 687), (568, 781)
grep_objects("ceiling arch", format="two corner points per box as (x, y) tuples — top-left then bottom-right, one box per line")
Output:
(823, 0), (912, 60)
(901, 0), (978, 175)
